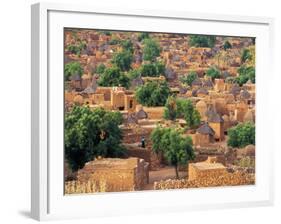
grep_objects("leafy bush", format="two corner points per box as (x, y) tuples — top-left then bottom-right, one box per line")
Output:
(64, 62), (83, 81)
(140, 61), (165, 77)
(98, 66), (130, 88)
(189, 35), (216, 48)
(95, 64), (106, 74)
(66, 41), (86, 56)
(142, 38), (161, 62)
(235, 65), (255, 86)
(241, 49), (252, 63)
(135, 80), (170, 106)
(227, 122), (255, 148)
(206, 66), (221, 80)
(180, 71), (198, 86)
(163, 96), (201, 129)
(111, 50), (133, 71)
(120, 40), (134, 53)
(223, 40), (232, 50)
(138, 32), (149, 42)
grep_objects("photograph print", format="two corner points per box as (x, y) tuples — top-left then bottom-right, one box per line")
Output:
(64, 28), (255, 194)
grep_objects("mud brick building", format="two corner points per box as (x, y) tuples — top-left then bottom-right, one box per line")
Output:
(77, 157), (149, 192)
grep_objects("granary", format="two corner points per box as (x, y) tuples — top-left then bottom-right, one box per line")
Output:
(196, 87), (209, 98)
(243, 79), (255, 92)
(202, 79), (214, 89)
(188, 156), (227, 181)
(229, 84), (241, 98)
(196, 100), (208, 121)
(235, 101), (248, 122)
(77, 157), (149, 191)
(136, 108), (148, 120)
(69, 73), (82, 91)
(81, 73), (92, 89)
(243, 109), (255, 123)
(207, 109), (224, 141)
(214, 79), (225, 92)
(191, 78), (202, 88)
(239, 89), (252, 104)
(194, 122), (215, 146)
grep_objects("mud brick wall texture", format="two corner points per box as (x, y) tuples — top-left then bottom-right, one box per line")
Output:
(65, 158), (149, 194)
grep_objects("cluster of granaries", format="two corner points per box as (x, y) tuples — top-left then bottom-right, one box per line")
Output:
(65, 72), (255, 148)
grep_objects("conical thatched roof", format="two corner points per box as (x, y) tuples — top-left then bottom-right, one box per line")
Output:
(70, 73), (81, 81)
(197, 88), (209, 95)
(136, 109), (148, 119)
(191, 78), (202, 87)
(229, 84), (241, 96)
(240, 89), (251, 99)
(197, 122), (215, 135)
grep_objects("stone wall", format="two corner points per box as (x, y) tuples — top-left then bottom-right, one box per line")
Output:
(154, 156), (255, 190)
(153, 171), (255, 190)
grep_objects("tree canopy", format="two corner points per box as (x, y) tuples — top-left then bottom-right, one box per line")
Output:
(95, 63), (106, 74)
(66, 40), (86, 56)
(111, 50), (133, 71)
(227, 122), (255, 148)
(206, 66), (221, 80)
(163, 97), (201, 128)
(64, 61), (83, 81)
(98, 66), (130, 88)
(140, 61), (165, 77)
(223, 40), (232, 50)
(180, 71), (198, 86)
(142, 38), (161, 62)
(135, 80), (170, 107)
(236, 65), (255, 86)
(189, 35), (216, 48)
(150, 126), (195, 178)
(65, 106), (125, 171)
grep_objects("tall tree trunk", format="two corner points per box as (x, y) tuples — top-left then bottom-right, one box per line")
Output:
(175, 164), (179, 179)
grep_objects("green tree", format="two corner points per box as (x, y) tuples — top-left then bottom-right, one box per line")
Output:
(189, 35), (216, 48)
(138, 32), (149, 42)
(64, 61), (83, 81)
(140, 61), (165, 77)
(223, 40), (232, 50)
(241, 49), (252, 63)
(227, 122), (255, 148)
(65, 106), (125, 171)
(135, 80), (170, 106)
(127, 68), (141, 80)
(66, 40), (86, 56)
(236, 65), (255, 86)
(143, 38), (161, 62)
(177, 99), (201, 129)
(120, 40), (134, 53)
(206, 66), (221, 80)
(163, 95), (178, 121)
(163, 98), (201, 129)
(111, 50), (133, 71)
(95, 64), (106, 74)
(180, 71), (198, 86)
(151, 127), (195, 179)
(98, 66), (130, 88)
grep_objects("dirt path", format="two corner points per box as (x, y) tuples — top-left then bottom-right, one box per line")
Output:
(143, 166), (187, 190)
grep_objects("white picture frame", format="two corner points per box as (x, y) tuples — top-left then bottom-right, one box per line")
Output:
(31, 2), (275, 221)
